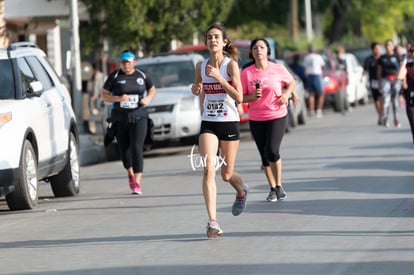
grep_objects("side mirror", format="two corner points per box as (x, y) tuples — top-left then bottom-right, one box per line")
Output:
(28, 81), (43, 96)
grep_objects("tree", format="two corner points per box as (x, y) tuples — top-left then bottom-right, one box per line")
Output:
(80, 0), (233, 56)
(0, 0), (9, 48)
(324, 0), (414, 45)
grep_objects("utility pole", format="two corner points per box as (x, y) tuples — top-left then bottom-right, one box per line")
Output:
(0, 0), (9, 47)
(305, 0), (313, 42)
(70, 0), (82, 127)
(290, 0), (298, 43)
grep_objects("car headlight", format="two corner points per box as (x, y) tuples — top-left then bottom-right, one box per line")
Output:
(180, 96), (198, 111)
(323, 76), (331, 86)
(0, 112), (12, 129)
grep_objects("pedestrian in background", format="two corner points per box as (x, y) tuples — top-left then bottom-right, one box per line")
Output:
(363, 42), (383, 125)
(336, 46), (348, 73)
(397, 44), (414, 145)
(81, 61), (94, 134)
(87, 63), (106, 134)
(90, 63), (106, 116)
(101, 50), (156, 195)
(241, 38), (296, 202)
(191, 22), (248, 238)
(289, 53), (307, 88)
(377, 39), (402, 128)
(304, 44), (325, 118)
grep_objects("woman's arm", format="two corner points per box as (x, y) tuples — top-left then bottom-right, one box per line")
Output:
(224, 60), (243, 103)
(397, 57), (407, 80)
(278, 79), (296, 105)
(191, 62), (203, 96)
(101, 88), (125, 103)
(140, 86), (156, 106)
(206, 59), (242, 103)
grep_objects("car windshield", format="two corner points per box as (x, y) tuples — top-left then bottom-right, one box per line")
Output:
(137, 61), (195, 88)
(0, 59), (14, 99)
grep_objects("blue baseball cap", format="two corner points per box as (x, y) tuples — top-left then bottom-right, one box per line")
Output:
(119, 52), (136, 61)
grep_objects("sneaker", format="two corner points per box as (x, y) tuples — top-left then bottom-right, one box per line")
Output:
(206, 220), (223, 238)
(232, 184), (248, 216)
(316, 109), (323, 119)
(394, 119), (401, 128)
(382, 119), (389, 128)
(266, 190), (277, 202)
(132, 182), (142, 195)
(128, 175), (135, 191)
(275, 185), (287, 201)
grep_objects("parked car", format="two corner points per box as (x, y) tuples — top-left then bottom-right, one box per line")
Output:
(344, 53), (369, 106)
(346, 47), (372, 66)
(136, 54), (204, 144)
(284, 49), (348, 113)
(275, 59), (308, 131)
(0, 42), (80, 210)
(346, 46), (385, 66)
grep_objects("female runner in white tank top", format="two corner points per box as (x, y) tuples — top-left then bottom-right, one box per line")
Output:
(191, 23), (248, 238)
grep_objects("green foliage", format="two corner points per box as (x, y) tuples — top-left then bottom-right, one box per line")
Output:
(356, 0), (414, 42)
(81, 0), (234, 56)
(79, 0), (414, 58)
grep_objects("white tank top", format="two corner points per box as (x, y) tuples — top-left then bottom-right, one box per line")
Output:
(200, 57), (240, 122)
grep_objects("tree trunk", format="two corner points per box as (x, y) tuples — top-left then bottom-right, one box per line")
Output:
(325, 0), (350, 45)
(0, 0), (9, 48)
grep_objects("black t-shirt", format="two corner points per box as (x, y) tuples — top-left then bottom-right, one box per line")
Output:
(378, 54), (400, 77)
(104, 69), (153, 112)
(364, 55), (379, 81)
(406, 62), (414, 91)
(337, 56), (347, 72)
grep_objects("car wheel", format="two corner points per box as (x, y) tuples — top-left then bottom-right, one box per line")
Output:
(50, 132), (80, 197)
(6, 140), (38, 210)
(334, 91), (347, 113)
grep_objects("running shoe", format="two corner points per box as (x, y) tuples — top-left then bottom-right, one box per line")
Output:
(316, 109), (323, 119)
(266, 190), (277, 202)
(132, 182), (142, 195)
(394, 119), (401, 128)
(276, 185), (287, 201)
(206, 220), (223, 238)
(128, 175), (135, 191)
(232, 184), (248, 216)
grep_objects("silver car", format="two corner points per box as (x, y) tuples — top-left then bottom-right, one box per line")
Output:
(137, 54), (204, 144)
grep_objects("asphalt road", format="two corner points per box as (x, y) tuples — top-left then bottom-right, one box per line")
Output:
(1, 103), (413, 275)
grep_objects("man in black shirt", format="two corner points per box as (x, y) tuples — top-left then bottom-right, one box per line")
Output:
(363, 42), (382, 125)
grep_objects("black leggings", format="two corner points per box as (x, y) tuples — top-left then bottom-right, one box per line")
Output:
(115, 117), (147, 173)
(404, 91), (414, 144)
(249, 116), (287, 166)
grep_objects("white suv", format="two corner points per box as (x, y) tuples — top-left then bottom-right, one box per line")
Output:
(0, 42), (80, 210)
